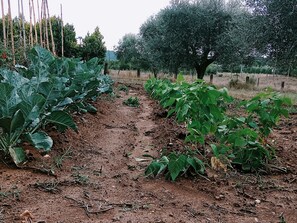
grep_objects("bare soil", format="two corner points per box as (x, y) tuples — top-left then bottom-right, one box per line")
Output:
(0, 82), (296, 223)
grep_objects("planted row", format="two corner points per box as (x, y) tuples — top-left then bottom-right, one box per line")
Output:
(144, 76), (291, 180)
(0, 46), (113, 165)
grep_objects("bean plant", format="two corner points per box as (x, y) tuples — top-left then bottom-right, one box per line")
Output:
(144, 75), (291, 179)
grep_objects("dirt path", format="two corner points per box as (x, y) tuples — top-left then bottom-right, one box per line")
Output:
(1, 83), (297, 223)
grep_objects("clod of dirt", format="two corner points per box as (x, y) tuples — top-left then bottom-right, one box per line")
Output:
(20, 210), (34, 223)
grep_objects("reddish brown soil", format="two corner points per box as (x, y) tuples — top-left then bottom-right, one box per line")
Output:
(0, 83), (296, 223)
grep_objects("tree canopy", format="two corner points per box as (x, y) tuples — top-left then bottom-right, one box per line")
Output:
(81, 27), (106, 62)
(246, 0), (297, 74)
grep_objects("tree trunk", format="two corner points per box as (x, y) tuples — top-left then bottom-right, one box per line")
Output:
(153, 70), (158, 78)
(195, 60), (214, 80)
(137, 68), (140, 78)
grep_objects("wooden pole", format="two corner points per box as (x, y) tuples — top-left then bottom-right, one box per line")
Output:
(42, 0), (50, 50)
(8, 0), (15, 65)
(60, 3), (64, 57)
(18, 0), (22, 41)
(246, 76), (250, 84)
(281, 81), (285, 91)
(37, 0), (43, 46)
(45, 0), (55, 55)
(31, 0), (38, 44)
(29, 0), (34, 47)
(1, 0), (7, 48)
(21, 0), (27, 54)
(210, 74), (214, 84)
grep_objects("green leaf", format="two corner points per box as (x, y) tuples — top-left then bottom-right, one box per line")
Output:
(234, 137), (247, 147)
(211, 144), (219, 157)
(187, 157), (205, 174)
(85, 104), (97, 113)
(0, 83), (18, 117)
(46, 111), (77, 132)
(10, 110), (25, 133)
(162, 97), (176, 108)
(168, 154), (187, 181)
(9, 147), (26, 165)
(145, 159), (168, 177)
(27, 131), (53, 152)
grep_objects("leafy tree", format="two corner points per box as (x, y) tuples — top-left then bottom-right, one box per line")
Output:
(217, 1), (259, 71)
(140, 0), (234, 79)
(115, 33), (141, 70)
(81, 26), (106, 62)
(246, 0), (297, 75)
(49, 16), (79, 57)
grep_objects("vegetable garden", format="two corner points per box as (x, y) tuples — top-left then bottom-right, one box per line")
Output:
(0, 64), (297, 221)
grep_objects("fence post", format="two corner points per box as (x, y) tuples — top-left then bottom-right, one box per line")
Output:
(104, 62), (108, 75)
(210, 74), (213, 84)
(246, 76), (250, 84)
(281, 81), (285, 91)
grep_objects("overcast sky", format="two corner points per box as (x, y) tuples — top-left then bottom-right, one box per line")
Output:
(5, 0), (171, 50)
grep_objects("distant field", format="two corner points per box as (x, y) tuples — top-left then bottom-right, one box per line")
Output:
(109, 69), (297, 103)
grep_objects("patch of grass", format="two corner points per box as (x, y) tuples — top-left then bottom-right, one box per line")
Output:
(123, 97), (140, 107)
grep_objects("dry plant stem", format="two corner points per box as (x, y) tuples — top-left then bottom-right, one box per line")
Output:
(64, 196), (114, 217)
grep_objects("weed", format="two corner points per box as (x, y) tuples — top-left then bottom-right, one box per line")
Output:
(0, 186), (20, 201)
(54, 147), (73, 169)
(118, 84), (129, 94)
(72, 173), (89, 185)
(123, 97), (140, 107)
(31, 180), (61, 193)
(279, 212), (286, 223)
(229, 78), (255, 90)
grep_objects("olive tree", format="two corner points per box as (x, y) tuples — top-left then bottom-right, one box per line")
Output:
(246, 0), (297, 75)
(140, 0), (234, 79)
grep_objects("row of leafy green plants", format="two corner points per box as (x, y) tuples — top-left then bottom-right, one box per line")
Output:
(0, 46), (113, 165)
(144, 75), (291, 181)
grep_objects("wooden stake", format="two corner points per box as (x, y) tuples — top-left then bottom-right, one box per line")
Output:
(210, 74), (213, 84)
(29, 0), (34, 47)
(31, 0), (38, 44)
(45, 0), (55, 55)
(8, 0), (15, 65)
(61, 3), (64, 57)
(21, 0), (27, 54)
(42, 0), (50, 50)
(37, 0), (43, 46)
(1, 0), (7, 48)
(18, 0), (22, 41)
